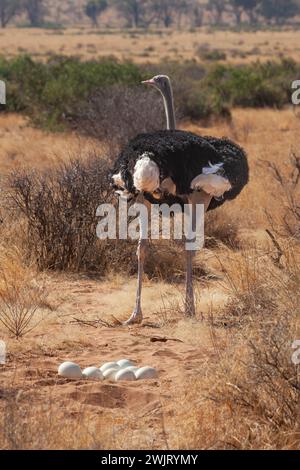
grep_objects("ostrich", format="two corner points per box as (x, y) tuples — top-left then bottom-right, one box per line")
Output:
(111, 76), (249, 325)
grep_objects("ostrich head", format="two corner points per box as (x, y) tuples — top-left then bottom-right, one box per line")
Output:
(142, 75), (176, 130)
(142, 75), (171, 96)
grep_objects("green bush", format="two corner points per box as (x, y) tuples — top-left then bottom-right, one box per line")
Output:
(203, 59), (299, 109)
(142, 58), (300, 123)
(1, 55), (299, 130)
(196, 47), (227, 62)
(0, 55), (142, 130)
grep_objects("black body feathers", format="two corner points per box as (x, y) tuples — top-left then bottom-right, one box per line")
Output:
(111, 129), (249, 211)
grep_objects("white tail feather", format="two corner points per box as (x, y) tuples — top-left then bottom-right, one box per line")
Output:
(191, 174), (231, 197)
(202, 161), (224, 175)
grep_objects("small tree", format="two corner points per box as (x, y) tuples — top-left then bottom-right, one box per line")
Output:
(229, 0), (259, 24)
(207, 0), (227, 25)
(84, 0), (108, 27)
(151, 0), (176, 27)
(0, 0), (20, 28)
(229, 0), (244, 24)
(23, 0), (46, 27)
(149, 0), (194, 28)
(259, 0), (299, 25)
(112, 0), (148, 28)
(243, 0), (260, 24)
(192, 2), (204, 28)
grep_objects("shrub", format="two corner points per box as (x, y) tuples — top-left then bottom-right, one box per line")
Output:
(196, 47), (227, 61)
(0, 55), (143, 130)
(142, 61), (231, 122)
(178, 311), (300, 449)
(205, 210), (240, 249)
(203, 59), (299, 109)
(0, 247), (48, 338)
(76, 85), (165, 151)
(8, 157), (113, 271)
(264, 151), (300, 239)
(7, 158), (194, 280)
(1, 55), (300, 129)
(181, 83), (231, 121)
(172, 241), (300, 450)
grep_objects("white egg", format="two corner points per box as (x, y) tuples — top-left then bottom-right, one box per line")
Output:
(115, 369), (136, 382)
(82, 367), (103, 381)
(122, 366), (139, 373)
(58, 361), (82, 379)
(100, 362), (120, 373)
(117, 359), (135, 368)
(135, 366), (158, 380)
(102, 367), (120, 380)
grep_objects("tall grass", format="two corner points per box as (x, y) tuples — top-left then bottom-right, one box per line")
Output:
(170, 242), (300, 450)
(0, 247), (48, 338)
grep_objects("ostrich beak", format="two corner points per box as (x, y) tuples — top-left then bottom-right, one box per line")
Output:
(142, 79), (155, 86)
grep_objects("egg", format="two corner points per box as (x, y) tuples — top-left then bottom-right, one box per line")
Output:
(122, 366), (138, 373)
(102, 367), (120, 380)
(82, 367), (103, 380)
(58, 361), (82, 379)
(100, 362), (120, 373)
(115, 369), (136, 382)
(117, 359), (135, 368)
(135, 366), (158, 380)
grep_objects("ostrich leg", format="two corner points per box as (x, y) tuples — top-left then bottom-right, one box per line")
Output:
(124, 196), (151, 325)
(185, 191), (212, 316)
(185, 249), (195, 316)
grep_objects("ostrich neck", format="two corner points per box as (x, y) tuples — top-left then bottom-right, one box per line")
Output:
(162, 88), (176, 130)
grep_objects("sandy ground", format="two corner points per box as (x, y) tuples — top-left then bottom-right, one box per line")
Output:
(1, 273), (228, 449)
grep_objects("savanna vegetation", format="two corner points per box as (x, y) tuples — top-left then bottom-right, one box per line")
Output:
(0, 14), (299, 451)
(1, 54), (299, 130)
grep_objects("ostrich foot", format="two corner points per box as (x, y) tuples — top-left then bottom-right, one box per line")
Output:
(123, 310), (143, 326)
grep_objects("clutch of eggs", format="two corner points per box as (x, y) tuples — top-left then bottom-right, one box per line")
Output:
(58, 359), (157, 381)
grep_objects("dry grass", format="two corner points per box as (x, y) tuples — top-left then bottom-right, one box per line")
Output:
(169, 251), (300, 449)
(0, 114), (102, 173)
(0, 240), (298, 448)
(1, 240), (297, 449)
(0, 246), (49, 338)
(2, 27), (300, 64)
(0, 384), (150, 450)
(0, 385), (152, 449)
(0, 106), (299, 449)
